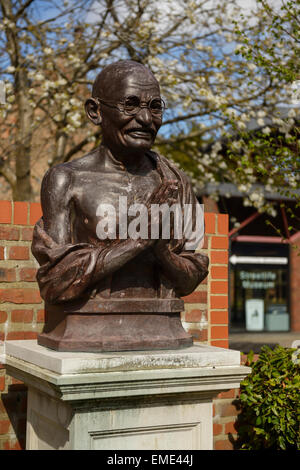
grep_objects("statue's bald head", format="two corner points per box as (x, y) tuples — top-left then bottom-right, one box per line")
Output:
(92, 60), (159, 99)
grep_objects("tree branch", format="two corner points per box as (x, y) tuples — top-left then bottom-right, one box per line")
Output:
(16, 0), (35, 18)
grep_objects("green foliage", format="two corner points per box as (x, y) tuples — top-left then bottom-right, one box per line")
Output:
(236, 345), (300, 450)
(233, 0), (300, 84)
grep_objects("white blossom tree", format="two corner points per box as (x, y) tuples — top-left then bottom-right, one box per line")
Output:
(0, 0), (299, 205)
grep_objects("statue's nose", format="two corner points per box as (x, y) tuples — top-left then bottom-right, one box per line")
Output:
(135, 106), (152, 126)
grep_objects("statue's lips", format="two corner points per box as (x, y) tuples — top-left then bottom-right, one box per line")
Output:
(126, 128), (155, 139)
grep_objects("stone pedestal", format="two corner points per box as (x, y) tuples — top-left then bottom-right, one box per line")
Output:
(4, 340), (250, 450)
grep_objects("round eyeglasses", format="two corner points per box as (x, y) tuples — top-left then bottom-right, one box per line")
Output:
(96, 95), (166, 116)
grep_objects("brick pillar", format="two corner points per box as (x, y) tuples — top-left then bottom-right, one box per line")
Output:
(209, 214), (229, 348)
(290, 235), (300, 332)
(182, 213), (229, 347)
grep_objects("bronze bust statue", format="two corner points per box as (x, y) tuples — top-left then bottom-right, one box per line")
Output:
(32, 60), (209, 352)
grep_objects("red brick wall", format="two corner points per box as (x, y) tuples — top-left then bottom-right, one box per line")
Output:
(0, 201), (44, 449)
(0, 201), (237, 450)
(290, 235), (300, 332)
(212, 388), (241, 449)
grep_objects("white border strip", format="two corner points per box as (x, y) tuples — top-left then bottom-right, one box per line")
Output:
(230, 255), (288, 265)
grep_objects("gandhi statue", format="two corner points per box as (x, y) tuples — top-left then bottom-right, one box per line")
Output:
(32, 60), (209, 351)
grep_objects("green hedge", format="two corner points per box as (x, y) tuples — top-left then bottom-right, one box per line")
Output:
(236, 345), (300, 450)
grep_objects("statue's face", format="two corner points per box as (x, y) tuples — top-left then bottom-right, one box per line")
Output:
(100, 67), (162, 155)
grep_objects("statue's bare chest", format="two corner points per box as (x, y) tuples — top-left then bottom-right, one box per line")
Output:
(71, 167), (161, 241)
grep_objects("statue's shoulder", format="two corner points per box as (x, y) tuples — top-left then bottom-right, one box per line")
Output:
(42, 149), (99, 189)
(41, 162), (73, 193)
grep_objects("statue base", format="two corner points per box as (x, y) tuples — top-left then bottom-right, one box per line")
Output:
(4, 340), (251, 450)
(38, 311), (193, 352)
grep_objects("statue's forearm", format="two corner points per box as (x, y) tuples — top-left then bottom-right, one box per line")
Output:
(92, 238), (154, 283)
(154, 247), (208, 297)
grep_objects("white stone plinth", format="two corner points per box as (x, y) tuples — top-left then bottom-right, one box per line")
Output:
(4, 340), (250, 450)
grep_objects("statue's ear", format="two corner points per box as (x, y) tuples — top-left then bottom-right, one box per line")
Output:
(85, 98), (102, 125)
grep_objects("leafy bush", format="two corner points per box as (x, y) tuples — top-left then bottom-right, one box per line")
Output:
(235, 345), (300, 450)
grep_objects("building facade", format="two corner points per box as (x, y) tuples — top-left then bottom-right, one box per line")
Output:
(201, 188), (300, 334)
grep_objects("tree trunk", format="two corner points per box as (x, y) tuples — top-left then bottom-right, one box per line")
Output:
(50, 129), (68, 167)
(1, 0), (33, 201)
(13, 71), (33, 201)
